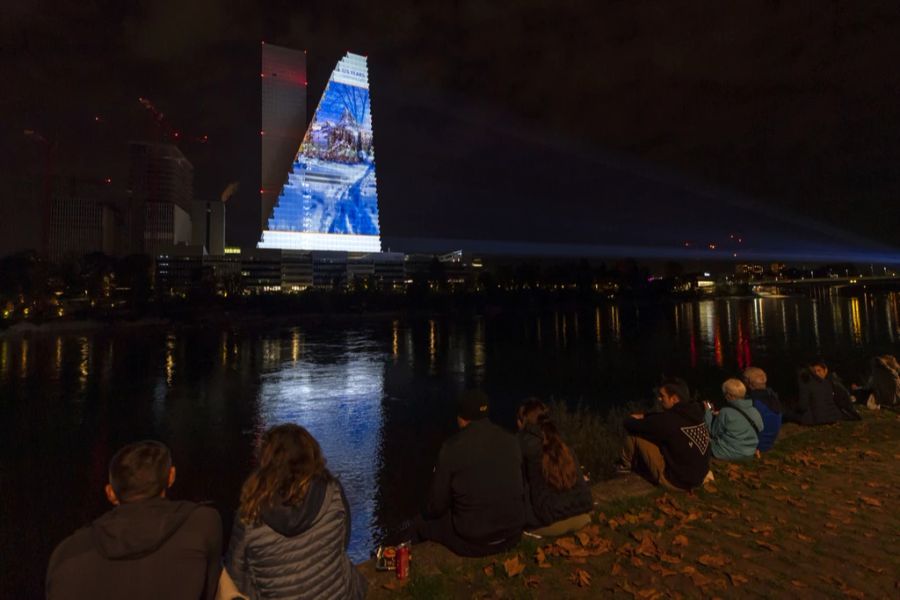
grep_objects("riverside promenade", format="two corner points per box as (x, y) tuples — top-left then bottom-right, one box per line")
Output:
(360, 411), (900, 598)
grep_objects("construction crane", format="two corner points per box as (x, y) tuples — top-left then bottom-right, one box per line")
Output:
(137, 97), (209, 145)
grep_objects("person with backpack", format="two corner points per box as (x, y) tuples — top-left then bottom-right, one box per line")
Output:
(706, 378), (764, 460)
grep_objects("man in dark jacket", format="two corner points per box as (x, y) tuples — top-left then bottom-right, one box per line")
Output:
(743, 367), (782, 453)
(789, 360), (861, 425)
(46, 441), (222, 600)
(618, 379), (710, 490)
(409, 390), (525, 557)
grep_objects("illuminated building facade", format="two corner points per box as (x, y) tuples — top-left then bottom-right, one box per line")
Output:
(259, 52), (381, 252)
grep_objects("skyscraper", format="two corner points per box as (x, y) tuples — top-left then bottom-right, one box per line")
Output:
(259, 52), (382, 252)
(128, 142), (193, 254)
(261, 43), (308, 236)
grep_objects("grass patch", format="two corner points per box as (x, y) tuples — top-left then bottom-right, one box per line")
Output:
(549, 399), (654, 481)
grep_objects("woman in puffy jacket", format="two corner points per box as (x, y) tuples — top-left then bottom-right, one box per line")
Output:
(516, 400), (593, 536)
(225, 424), (366, 599)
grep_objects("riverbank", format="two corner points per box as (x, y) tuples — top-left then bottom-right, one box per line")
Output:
(359, 411), (900, 598)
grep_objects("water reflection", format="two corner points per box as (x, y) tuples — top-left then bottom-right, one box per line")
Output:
(850, 298), (863, 346)
(257, 336), (384, 561)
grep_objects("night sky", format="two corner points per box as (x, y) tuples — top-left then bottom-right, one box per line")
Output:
(3, 1), (899, 257)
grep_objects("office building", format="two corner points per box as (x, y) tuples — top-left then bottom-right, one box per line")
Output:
(128, 142), (194, 254)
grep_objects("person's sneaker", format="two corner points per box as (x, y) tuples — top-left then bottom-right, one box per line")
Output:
(614, 462), (632, 476)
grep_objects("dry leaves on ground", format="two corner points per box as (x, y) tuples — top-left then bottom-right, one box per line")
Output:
(569, 568), (592, 588)
(523, 575), (540, 589)
(698, 554), (729, 568)
(503, 555), (525, 578)
(482, 563), (494, 577)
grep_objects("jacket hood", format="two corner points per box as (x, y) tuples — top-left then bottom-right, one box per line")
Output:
(261, 476), (328, 537)
(91, 497), (197, 560)
(672, 400), (706, 422)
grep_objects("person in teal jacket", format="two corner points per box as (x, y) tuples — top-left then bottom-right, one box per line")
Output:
(705, 378), (764, 460)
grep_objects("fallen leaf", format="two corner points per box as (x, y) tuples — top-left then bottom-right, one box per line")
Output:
(790, 580), (808, 588)
(698, 554), (729, 568)
(636, 588), (661, 599)
(523, 575), (540, 589)
(796, 533), (814, 543)
(728, 573), (749, 586)
(661, 553), (682, 564)
(859, 495), (882, 507)
(756, 541), (781, 552)
(483, 563), (495, 577)
(503, 555), (525, 578)
(576, 531), (591, 547)
(611, 562), (624, 576)
(705, 484), (719, 493)
(534, 547), (549, 568)
(840, 584), (865, 599)
(570, 568), (592, 587)
(672, 534), (689, 547)
(630, 556), (644, 568)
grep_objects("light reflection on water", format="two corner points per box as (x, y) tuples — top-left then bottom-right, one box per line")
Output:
(257, 334), (384, 560)
(4, 293), (900, 583)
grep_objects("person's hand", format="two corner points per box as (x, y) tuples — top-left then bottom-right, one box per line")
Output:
(630, 413), (645, 419)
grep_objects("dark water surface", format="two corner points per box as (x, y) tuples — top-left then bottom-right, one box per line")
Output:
(3, 294), (900, 596)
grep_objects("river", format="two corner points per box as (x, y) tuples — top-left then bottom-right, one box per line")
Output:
(2, 294), (899, 596)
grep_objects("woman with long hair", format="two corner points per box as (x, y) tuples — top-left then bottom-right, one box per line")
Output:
(516, 399), (593, 536)
(225, 424), (366, 599)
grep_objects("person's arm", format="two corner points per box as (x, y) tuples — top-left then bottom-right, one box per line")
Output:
(224, 516), (251, 597)
(705, 408), (725, 441)
(425, 445), (452, 518)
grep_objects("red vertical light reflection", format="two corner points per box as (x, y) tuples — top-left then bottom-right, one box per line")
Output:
(714, 321), (723, 367)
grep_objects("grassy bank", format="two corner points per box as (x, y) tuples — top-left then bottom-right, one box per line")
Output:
(360, 411), (900, 598)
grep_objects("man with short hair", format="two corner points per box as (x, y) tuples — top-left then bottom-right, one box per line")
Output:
(46, 441), (222, 600)
(790, 359), (861, 424)
(706, 378), (764, 460)
(406, 389), (525, 557)
(619, 378), (710, 491)
(743, 367), (782, 453)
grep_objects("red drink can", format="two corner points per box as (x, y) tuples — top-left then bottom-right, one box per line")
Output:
(396, 543), (410, 580)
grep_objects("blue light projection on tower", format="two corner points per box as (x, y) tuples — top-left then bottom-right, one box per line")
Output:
(259, 53), (381, 252)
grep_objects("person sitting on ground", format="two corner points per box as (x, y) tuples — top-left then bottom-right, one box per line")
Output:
(788, 359), (861, 424)
(516, 399), (593, 536)
(743, 367), (782, 453)
(618, 378), (710, 491)
(225, 423), (366, 600)
(392, 390), (525, 557)
(706, 378), (764, 460)
(46, 440), (223, 600)
(864, 355), (900, 409)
